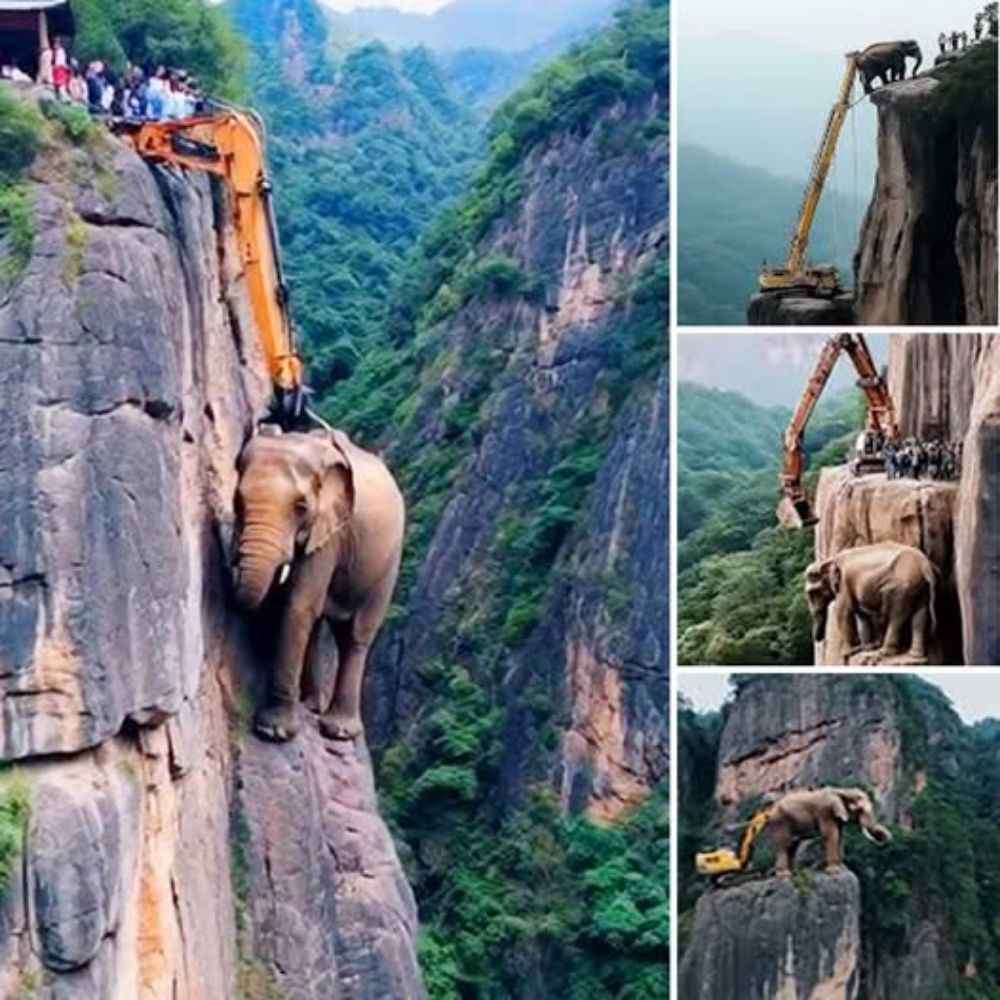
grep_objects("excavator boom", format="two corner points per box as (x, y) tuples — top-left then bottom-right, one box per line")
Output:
(118, 109), (305, 422)
(696, 809), (771, 878)
(778, 333), (897, 529)
(759, 55), (858, 295)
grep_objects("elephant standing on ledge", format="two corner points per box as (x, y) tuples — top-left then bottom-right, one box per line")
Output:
(854, 40), (923, 93)
(768, 787), (891, 875)
(805, 542), (937, 664)
(232, 428), (405, 742)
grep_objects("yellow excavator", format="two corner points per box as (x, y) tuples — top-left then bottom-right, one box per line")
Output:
(696, 808), (771, 880)
(777, 333), (898, 529)
(114, 106), (307, 426)
(758, 55), (859, 297)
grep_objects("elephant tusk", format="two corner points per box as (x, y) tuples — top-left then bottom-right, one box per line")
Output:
(861, 827), (879, 843)
(278, 563), (292, 586)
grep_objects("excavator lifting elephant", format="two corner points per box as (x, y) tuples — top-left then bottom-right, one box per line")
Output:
(777, 333), (898, 529)
(114, 107), (405, 744)
(759, 40), (921, 299)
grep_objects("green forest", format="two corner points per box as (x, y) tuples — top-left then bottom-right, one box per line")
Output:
(677, 144), (865, 325)
(677, 382), (863, 665)
(679, 676), (1000, 996)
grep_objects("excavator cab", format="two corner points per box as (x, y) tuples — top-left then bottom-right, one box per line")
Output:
(759, 263), (843, 297)
(696, 809), (771, 881)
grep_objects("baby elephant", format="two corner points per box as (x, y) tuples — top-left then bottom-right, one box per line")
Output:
(768, 787), (891, 875)
(805, 542), (937, 664)
(232, 427), (405, 742)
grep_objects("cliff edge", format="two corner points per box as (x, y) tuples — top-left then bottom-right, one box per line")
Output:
(0, 94), (422, 998)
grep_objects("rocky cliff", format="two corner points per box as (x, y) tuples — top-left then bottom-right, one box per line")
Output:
(854, 47), (998, 325)
(811, 333), (999, 666)
(0, 94), (421, 999)
(679, 674), (983, 1000)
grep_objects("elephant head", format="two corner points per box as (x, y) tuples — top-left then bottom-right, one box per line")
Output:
(804, 559), (841, 643)
(902, 39), (922, 75)
(232, 430), (355, 610)
(834, 788), (892, 845)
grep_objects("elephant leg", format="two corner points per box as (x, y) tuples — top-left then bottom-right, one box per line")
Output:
(320, 574), (395, 741)
(909, 604), (930, 661)
(835, 596), (860, 657)
(772, 828), (792, 877)
(857, 614), (878, 651)
(820, 820), (843, 868)
(255, 551), (334, 742)
(881, 611), (906, 658)
(255, 603), (319, 741)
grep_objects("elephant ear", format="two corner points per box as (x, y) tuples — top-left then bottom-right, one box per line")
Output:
(306, 438), (355, 556)
(830, 791), (851, 823)
(826, 562), (843, 595)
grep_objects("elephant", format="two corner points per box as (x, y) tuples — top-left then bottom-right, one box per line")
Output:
(231, 427), (405, 742)
(805, 542), (937, 664)
(854, 40), (922, 93)
(767, 787), (891, 875)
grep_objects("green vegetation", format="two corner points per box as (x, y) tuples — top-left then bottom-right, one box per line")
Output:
(677, 383), (863, 665)
(0, 90), (43, 182)
(933, 39), (998, 134)
(64, 217), (87, 287)
(73, 0), (245, 97)
(0, 185), (36, 280)
(678, 144), (866, 325)
(0, 772), (30, 896)
(40, 98), (98, 144)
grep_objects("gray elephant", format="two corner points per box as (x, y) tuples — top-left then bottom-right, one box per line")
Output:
(768, 787), (891, 875)
(805, 542), (937, 664)
(854, 40), (922, 93)
(232, 427), (405, 742)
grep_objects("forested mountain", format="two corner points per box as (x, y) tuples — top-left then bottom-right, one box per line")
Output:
(304, 0), (669, 993)
(327, 0), (622, 53)
(677, 382), (862, 665)
(678, 144), (866, 325)
(228, 0), (484, 393)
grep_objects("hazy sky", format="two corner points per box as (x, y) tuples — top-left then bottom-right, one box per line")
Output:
(677, 333), (890, 408)
(679, 673), (1000, 724)
(680, 0), (956, 53)
(322, 0), (451, 12)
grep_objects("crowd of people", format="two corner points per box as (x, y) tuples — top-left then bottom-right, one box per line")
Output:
(884, 438), (962, 482)
(938, 5), (998, 54)
(1, 35), (206, 121)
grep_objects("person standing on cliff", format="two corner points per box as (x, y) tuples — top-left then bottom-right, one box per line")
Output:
(975, 13), (984, 40)
(961, 30), (969, 49)
(951, 30), (960, 51)
(938, 32), (947, 53)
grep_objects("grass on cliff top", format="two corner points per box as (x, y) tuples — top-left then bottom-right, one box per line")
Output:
(0, 89), (43, 183)
(933, 40), (998, 132)
(0, 772), (30, 896)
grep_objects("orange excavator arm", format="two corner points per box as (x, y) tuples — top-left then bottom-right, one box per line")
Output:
(778, 333), (897, 528)
(118, 109), (306, 423)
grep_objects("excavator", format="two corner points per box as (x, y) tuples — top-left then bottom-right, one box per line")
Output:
(758, 55), (859, 297)
(777, 333), (898, 529)
(696, 808), (771, 881)
(113, 105), (308, 427)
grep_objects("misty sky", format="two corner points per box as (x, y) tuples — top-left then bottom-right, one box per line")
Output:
(322, 0), (451, 12)
(677, 333), (890, 408)
(679, 673), (1000, 724)
(680, 0), (961, 53)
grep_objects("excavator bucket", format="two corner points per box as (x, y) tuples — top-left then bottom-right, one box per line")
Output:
(776, 496), (816, 530)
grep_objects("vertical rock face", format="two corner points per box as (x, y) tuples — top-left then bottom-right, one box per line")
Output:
(369, 90), (669, 821)
(714, 676), (909, 823)
(808, 334), (1000, 666)
(854, 65), (998, 325)
(812, 469), (962, 666)
(0, 105), (421, 998)
(679, 870), (862, 1000)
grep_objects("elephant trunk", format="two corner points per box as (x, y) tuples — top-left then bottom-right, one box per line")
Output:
(232, 518), (293, 611)
(912, 48), (922, 75)
(861, 823), (892, 846)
